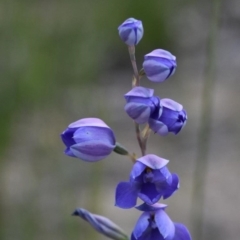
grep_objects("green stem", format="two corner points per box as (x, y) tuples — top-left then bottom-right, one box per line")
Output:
(191, 1), (222, 239)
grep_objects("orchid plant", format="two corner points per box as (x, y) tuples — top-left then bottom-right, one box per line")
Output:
(61, 17), (191, 240)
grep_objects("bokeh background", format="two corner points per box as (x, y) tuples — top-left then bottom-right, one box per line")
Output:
(1, 1), (240, 240)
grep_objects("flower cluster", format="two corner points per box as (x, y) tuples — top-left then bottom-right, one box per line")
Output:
(60, 17), (191, 240)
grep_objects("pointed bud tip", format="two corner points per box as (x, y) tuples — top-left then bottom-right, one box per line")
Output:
(72, 209), (80, 216)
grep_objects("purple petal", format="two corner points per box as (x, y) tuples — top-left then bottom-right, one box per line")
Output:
(148, 119), (169, 136)
(131, 233), (138, 240)
(61, 127), (76, 147)
(136, 202), (167, 212)
(173, 223), (192, 240)
(131, 233), (137, 240)
(161, 99), (183, 111)
(124, 102), (151, 124)
(143, 60), (172, 83)
(125, 86), (154, 99)
(155, 209), (175, 240)
(130, 161), (147, 180)
(152, 167), (172, 184)
(163, 173), (180, 199)
(159, 108), (179, 128)
(70, 140), (114, 162)
(137, 154), (169, 170)
(132, 212), (151, 239)
(145, 49), (176, 61)
(170, 121), (185, 134)
(68, 118), (111, 129)
(150, 228), (165, 240)
(115, 182), (139, 209)
(73, 126), (115, 146)
(64, 147), (76, 158)
(138, 182), (162, 205)
(133, 228), (165, 240)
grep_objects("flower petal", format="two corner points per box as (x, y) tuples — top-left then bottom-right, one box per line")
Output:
(138, 182), (162, 205)
(73, 126), (115, 146)
(125, 86), (154, 99)
(145, 49), (176, 61)
(173, 223), (192, 240)
(70, 140), (114, 162)
(132, 212), (151, 239)
(124, 102), (151, 124)
(161, 99), (183, 111)
(130, 161), (147, 180)
(61, 127), (76, 147)
(115, 182), (139, 209)
(64, 147), (76, 158)
(69, 118), (111, 129)
(148, 119), (169, 136)
(143, 60), (172, 83)
(137, 154), (169, 170)
(152, 167), (172, 184)
(155, 209), (175, 240)
(136, 202), (167, 212)
(163, 173), (180, 199)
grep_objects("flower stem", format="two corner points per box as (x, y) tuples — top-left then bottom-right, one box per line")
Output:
(191, 0), (222, 239)
(142, 124), (151, 155)
(128, 46), (140, 86)
(134, 121), (145, 156)
(127, 45), (146, 156)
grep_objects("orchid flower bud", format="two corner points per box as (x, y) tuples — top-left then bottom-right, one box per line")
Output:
(61, 118), (116, 162)
(143, 49), (177, 82)
(149, 98), (187, 136)
(124, 86), (161, 124)
(73, 208), (128, 240)
(118, 18), (143, 46)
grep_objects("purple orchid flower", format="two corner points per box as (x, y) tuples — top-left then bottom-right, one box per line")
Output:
(115, 154), (179, 209)
(61, 118), (116, 162)
(149, 98), (187, 136)
(131, 203), (192, 240)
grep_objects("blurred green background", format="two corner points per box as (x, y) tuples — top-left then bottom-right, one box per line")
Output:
(1, 1), (240, 240)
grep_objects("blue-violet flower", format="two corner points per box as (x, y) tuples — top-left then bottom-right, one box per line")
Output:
(115, 154), (179, 209)
(118, 18), (143, 46)
(73, 208), (128, 240)
(149, 98), (187, 136)
(124, 86), (161, 124)
(61, 118), (116, 162)
(143, 49), (177, 82)
(131, 203), (192, 240)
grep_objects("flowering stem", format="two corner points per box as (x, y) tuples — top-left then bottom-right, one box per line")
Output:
(128, 46), (140, 86)
(142, 124), (151, 155)
(191, 0), (222, 239)
(127, 45), (146, 156)
(134, 122), (145, 156)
